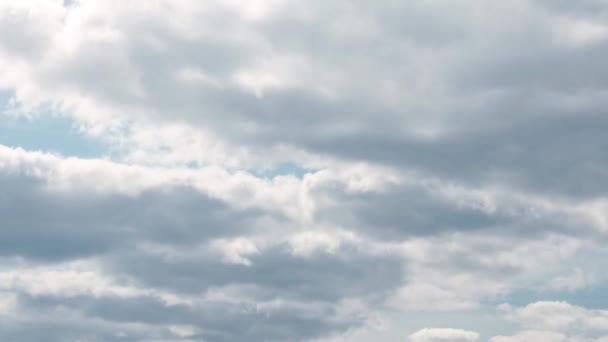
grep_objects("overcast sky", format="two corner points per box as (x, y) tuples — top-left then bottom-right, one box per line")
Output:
(1, 0), (608, 341)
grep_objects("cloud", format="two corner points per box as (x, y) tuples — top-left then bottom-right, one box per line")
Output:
(547, 268), (597, 292)
(408, 328), (480, 342)
(1, 0), (608, 341)
(1, 0), (608, 199)
(500, 301), (608, 332)
(489, 301), (608, 342)
(489, 330), (570, 342)
(0, 145), (408, 341)
(0, 141), (605, 339)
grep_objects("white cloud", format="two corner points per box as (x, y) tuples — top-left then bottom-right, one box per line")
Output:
(500, 301), (608, 332)
(409, 328), (479, 342)
(210, 238), (260, 266)
(0, 291), (17, 315)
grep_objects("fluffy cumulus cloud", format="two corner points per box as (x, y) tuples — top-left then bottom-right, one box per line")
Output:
(1, 0), (608, 341)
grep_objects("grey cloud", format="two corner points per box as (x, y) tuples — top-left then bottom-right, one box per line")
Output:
(535, 0), (608, 17)
(0, 4), (57, 59)
(14, 291), (349, 342)
(310, 176), (592, 241)
(0, 163), (404, 341)
(0, 243), (404, 341)
(5, 0), (606, 198)
(108, 244), (403, 300)
(305, 112), (608, 199)
(0, 172), (264, 261)
(313, 183), (508, 239)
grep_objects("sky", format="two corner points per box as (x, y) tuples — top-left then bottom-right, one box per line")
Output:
(1, 0), (608, 341)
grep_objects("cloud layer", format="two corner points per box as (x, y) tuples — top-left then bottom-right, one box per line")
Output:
(1, 0), (608, 341)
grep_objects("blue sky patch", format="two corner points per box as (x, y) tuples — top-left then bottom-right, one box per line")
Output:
(0, 92), (107, 158)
